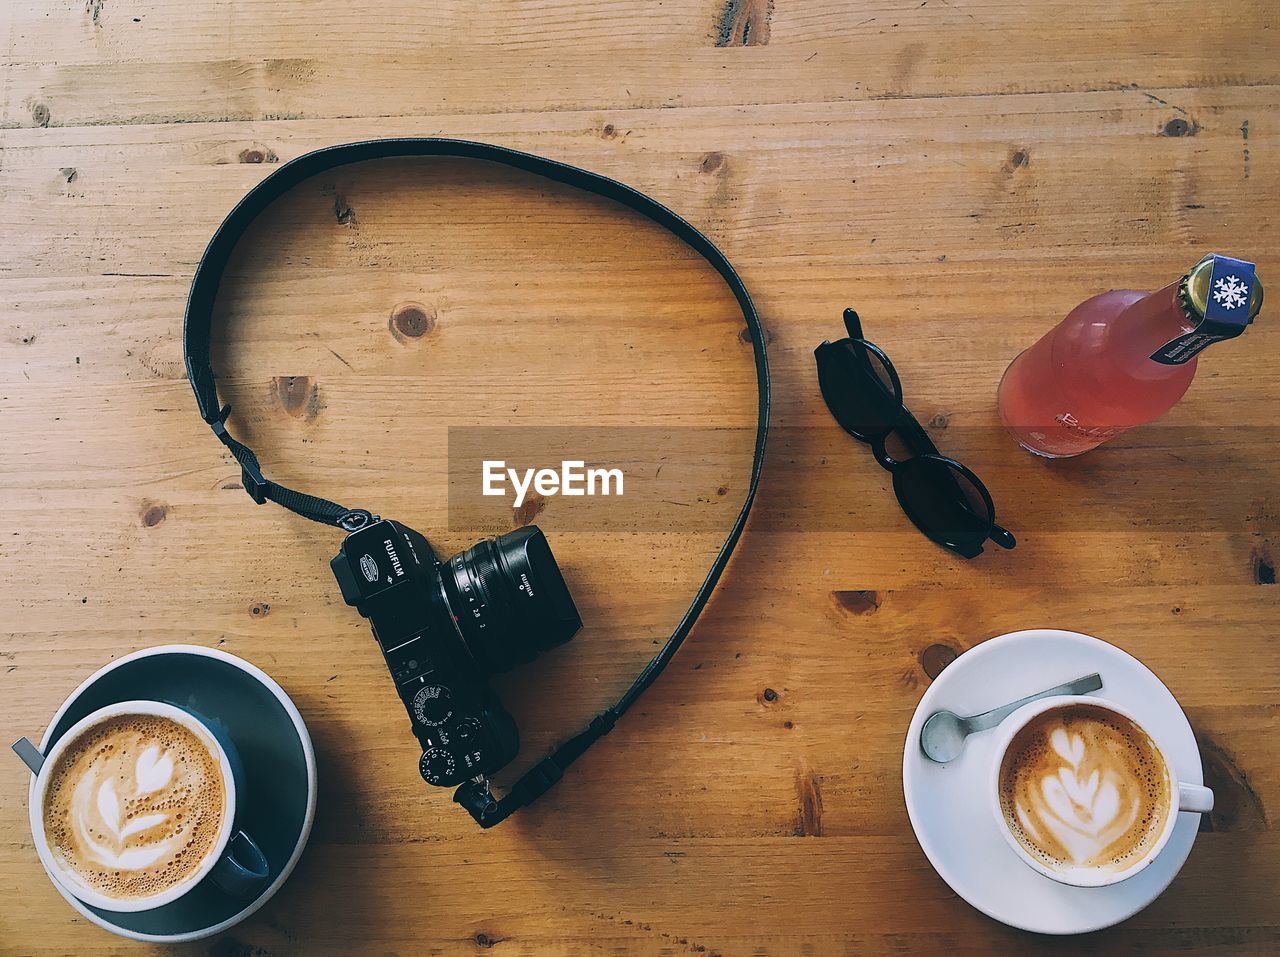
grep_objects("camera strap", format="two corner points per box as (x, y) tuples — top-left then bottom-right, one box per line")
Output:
(184, 138), (770, 826)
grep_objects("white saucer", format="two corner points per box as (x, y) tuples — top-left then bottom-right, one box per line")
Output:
(902, 629), (1205, 935)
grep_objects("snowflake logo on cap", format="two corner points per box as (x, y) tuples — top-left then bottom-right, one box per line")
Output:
(1213, 274), (1249, 310)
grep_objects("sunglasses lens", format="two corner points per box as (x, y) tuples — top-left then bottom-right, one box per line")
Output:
(896, 457), (993, 550)
(817, 340), (902, 438)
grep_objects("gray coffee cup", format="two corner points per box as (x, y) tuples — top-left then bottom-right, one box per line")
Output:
(18, 699), (269, 912)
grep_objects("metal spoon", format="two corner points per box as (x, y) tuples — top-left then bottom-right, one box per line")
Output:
(920, 672), (1103, 763)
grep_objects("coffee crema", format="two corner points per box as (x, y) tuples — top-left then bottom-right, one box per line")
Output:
(42, 713), (225, 902)
(998, 703), (1171, 877)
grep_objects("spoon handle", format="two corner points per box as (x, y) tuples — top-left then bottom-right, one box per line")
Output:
(11, 736), (44, 774)
(966, 673), (1103, 733)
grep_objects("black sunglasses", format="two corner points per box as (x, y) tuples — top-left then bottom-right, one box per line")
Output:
(815, 309), (1016, 559)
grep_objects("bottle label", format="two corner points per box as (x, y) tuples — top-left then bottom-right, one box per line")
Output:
(1151, 255), (1256, 364)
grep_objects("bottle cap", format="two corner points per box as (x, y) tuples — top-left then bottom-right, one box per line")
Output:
(1152, 254), (1261, 365)
(1181, 254), (1263, 322)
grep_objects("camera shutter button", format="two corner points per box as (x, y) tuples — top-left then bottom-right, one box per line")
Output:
(411, 684), (453, 727)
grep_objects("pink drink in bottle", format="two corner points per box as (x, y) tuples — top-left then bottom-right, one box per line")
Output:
(998, 254), (1263, 457)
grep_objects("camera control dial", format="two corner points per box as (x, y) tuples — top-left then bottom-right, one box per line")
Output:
(419, 747), (459, 786)
(411, 684), (454, 727)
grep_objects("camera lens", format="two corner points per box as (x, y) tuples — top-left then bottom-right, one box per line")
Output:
(442, 526), (581, 674)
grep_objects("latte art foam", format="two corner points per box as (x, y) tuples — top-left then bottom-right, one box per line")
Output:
(42, 713), (225, 901)
(998, 704), (1171, 877)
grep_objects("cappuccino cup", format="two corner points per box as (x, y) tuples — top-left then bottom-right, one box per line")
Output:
(990, 695), (1213, 888)
(25, 700), (269, 913)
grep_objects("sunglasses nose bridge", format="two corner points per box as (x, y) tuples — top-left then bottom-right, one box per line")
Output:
(869, 435), (896, 471)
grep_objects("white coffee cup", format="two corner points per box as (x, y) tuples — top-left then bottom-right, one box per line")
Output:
(989, 695), (1214, 888)
(28, 700), (267, 912)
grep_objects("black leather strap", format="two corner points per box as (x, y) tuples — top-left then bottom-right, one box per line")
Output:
(183, 137), (771, 825)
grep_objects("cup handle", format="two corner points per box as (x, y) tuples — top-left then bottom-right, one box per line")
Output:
(1177, 782), (1215, 814)
(209, 830), (270, 900)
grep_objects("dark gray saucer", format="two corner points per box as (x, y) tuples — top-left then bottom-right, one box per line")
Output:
(30, 646), (316, 942)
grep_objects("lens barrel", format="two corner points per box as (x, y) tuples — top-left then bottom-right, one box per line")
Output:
(442, 526), (581, 674)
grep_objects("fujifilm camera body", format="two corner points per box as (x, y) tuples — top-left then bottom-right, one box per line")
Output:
(331, 519), (581, 788)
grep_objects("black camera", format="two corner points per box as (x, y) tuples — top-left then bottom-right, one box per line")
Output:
(331, 519), (581, 789)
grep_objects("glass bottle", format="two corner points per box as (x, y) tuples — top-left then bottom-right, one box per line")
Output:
(997, 254), (1263, 457)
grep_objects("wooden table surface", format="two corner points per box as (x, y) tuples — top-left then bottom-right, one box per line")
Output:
(2, 1), (1277, 954)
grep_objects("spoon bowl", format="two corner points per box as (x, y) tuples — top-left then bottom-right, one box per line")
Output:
(920, 710), (969, 763)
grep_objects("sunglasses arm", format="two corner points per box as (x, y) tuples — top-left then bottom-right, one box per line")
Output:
(991, 525), (1017, 550)
(842, 307), (865, 339)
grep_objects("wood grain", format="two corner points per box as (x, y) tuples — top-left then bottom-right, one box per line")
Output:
(1, 1), (1277, 954)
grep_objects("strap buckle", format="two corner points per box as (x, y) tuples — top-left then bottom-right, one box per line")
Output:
(510, 757), (565, 806)
(236, 459), (269, 505)
(588, 710), (617, 737)
(211, 405), (268, 505)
